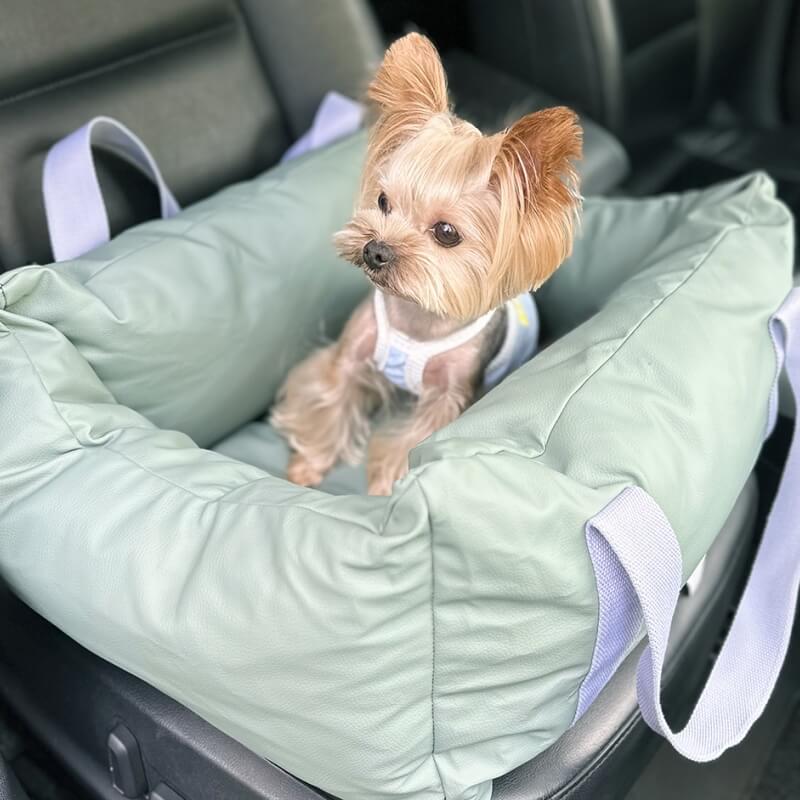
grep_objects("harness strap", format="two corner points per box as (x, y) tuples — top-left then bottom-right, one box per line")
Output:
(373, 291), (495, 394)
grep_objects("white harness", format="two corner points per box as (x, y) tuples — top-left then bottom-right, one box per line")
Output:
(372, 291), (540, 395)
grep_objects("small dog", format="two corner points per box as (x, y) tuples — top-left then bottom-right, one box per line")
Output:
(271, 33), (582, 495)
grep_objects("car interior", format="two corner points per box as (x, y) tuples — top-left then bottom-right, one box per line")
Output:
(0, 1), (798, 799)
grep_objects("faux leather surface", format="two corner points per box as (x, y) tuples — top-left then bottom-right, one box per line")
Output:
(0, 172), (790, 799)
(0, 586), (326, 800)
(494, 476), (758, 800)
(466, 0), (625, 132)
(0, 0), (283, 270)
(0, 470), (759, 800)
(0, 4), (788, 800)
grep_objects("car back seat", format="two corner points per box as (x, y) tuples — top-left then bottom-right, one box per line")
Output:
(0, 3), (758, 800)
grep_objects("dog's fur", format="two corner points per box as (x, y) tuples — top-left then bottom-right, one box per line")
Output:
(271, 33), (582, 495)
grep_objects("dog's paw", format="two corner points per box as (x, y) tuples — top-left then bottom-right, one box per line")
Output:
(286, 454), (324, 487)
(367, 474), (395, 496)
(367, 459), (408, 496)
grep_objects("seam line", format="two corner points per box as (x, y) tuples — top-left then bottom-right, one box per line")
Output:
(0, 20), (236, 109)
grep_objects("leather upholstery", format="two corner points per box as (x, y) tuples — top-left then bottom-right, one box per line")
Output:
(0, 756), (29, 800)
(239, 0), (383, 137)
(467, 0), (760, 147)
(0, 0), (630, 271)
(0, 0), (382, 271)
(466, 0), (626, 133)
(444, 50), (629, 196)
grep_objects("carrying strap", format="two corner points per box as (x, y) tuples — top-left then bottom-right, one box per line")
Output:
(43, 116), (180, 261)
(586, 287), (800, 761)
(281, 91), (365, 163)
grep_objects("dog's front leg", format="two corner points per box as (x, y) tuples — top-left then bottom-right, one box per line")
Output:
(367, 383), (470, 496)
(271, 299), (383, 487)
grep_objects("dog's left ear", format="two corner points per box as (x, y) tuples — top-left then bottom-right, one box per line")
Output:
(490, 106), (582, 214)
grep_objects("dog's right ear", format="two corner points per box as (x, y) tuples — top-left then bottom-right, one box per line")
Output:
(366, 33), (448, 162)
(368, 32), (448, 118)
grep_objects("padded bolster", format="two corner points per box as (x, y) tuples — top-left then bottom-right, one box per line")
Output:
(494, 477), (758, 799)
(0, 133), (370, 448)
(0, 168), (792, 800)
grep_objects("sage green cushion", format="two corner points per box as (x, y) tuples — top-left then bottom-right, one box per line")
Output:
(0, 141), (791, 800)
(1, 132), (370, 448)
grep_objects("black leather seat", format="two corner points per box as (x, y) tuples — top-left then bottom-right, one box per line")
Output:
(465, 0), (761, 152)
(0, 754), (30, 800)
(0, 3), (758, 800)
(444, 50), (629, 196)
(0, 0), (384, 271)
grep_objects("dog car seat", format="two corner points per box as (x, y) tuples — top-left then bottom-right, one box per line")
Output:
(0, 108), (796, 800)
(0, 472), (758, 800)
(0, 4), (783, 800)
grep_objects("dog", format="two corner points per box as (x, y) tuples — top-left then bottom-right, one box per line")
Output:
(271, 32), (582, 496)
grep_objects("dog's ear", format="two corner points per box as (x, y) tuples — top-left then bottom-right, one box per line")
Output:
(365, 33), (448, 166)
(368, 32), (448, 119)
(490, 106), (582, 214)
(488, 107), (583, 296)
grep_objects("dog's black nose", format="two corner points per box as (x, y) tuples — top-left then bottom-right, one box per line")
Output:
(363, 240), (395, 270)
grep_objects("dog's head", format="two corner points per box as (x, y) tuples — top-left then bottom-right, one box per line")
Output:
(334, 33), (583, 320)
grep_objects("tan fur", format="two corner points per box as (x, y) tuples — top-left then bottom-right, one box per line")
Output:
(271, 33), (582, 495)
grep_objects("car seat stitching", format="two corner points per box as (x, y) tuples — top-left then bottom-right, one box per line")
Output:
(7, 330), (84, 451)
(0, 20), (237, 109)
(81, 201), (267, 286)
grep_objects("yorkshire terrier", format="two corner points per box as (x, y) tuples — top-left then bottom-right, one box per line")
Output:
(271, 32), (582, 496)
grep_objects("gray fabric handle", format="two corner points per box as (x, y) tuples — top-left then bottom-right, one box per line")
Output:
(43, 116), (180, 262)
(585, 287), (800, 761)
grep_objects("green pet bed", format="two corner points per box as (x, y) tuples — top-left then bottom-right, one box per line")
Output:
(0, 132), (796, 800)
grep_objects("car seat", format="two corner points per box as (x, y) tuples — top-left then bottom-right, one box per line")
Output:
(464, 0), (761, 151)
(0, 2), (759, 799)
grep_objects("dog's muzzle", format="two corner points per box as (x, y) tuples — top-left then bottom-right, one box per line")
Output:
(363, 240), (395, 270)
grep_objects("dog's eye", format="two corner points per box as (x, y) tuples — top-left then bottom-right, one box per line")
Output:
(378, 192), (391, 215)
(431, 221), (461, 248)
